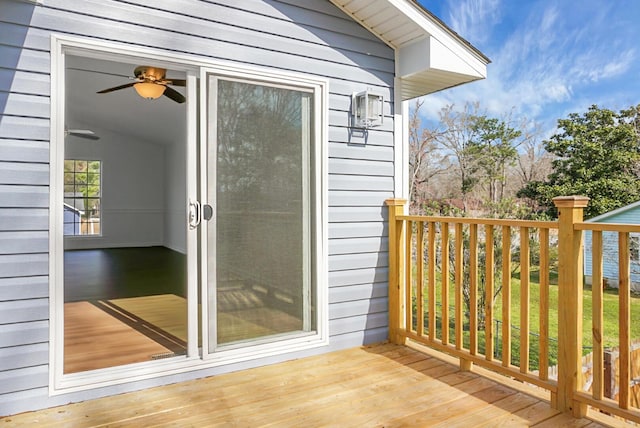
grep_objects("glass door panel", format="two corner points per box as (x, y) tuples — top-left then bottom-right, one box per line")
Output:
(205, 76), (315, 352)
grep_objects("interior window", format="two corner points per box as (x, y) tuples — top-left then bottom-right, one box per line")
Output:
(63, 159), (101, 236)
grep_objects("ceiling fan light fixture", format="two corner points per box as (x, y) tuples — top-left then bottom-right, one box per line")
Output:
(134, 82), (166, 100)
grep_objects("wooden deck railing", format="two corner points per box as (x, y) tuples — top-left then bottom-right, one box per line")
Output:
(387, 197), (640, 423)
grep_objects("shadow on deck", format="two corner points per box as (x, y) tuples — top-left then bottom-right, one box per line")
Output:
(1, 342), (623, 427)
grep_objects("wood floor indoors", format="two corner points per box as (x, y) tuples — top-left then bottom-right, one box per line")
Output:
(62, 247), (305, 372)
(63, 247), (188, 372)
(2, 343), (623, 427)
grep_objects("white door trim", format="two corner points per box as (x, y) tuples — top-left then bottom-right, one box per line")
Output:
(49, 34), (329, 395)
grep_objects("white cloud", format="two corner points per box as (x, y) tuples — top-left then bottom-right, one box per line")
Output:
(419, 0), (639, 133)
(445, 0), (502, 45)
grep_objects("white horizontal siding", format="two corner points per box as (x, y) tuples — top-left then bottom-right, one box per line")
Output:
(0, 343), (48, 371)
(0, 320), (49, 348)
(0, 93), (49, 118)
(0, 208), (49, 231)
(0, 299), (48, 324)
(0, 140), (49, 163)
(329, 191), (394, 207)
(329, 126), (395, 147)
(0, 231), (48, 255)
(0, 46), (50, 74)
(0, 116), (50, 140)
(0, 69), (50, 96)
(329, 312), (387, 335)
(0, 0), (396, 415)
(328, 282), (387, 303)
(0, 366), (48, 395)
(330, 296), (387, 319)
(0, 185), (49, 208)
(329, 252), (389, 271)
(329, 267), (388, 287)
(329, 222), (386, 239)
(0, 162), (49, 186)
(329, 141), (394, 161)
(328, 158), (394, 176)
(329, 174), (394, 191)
(0, 253), (48, 278)
(0, 276), (48, 301)
(328, 206), (387, 223)
(329, 236), (388, 254)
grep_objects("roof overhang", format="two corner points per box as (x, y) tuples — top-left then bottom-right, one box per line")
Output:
(329, 0), (490, 100)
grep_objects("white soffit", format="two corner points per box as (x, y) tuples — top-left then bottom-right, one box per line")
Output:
(330, 0), (490, 100)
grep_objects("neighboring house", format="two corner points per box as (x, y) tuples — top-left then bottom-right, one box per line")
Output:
(62, 203), (83, 236)
(584, 201), (640, 292)
(0, 0), (488, 416)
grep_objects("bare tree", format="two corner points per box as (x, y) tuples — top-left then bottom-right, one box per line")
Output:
(435, 102), (485, 212)
(408, 99), (450, 213)
(514, 122), (553, 188)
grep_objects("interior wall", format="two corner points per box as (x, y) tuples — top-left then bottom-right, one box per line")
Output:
(64, 125), (165, 250)
(163, 138), (186, 253)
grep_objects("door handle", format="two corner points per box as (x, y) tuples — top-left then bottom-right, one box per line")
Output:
(202, 204), (213, 221)
(188, 199), (201, 229)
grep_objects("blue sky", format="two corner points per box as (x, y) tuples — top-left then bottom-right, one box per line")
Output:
(419, 0), (640, 135)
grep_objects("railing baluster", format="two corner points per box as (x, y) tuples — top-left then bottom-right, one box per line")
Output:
(539, 228), (549, 381)
(455, 223), (464, 351)
(485, 224), (494, 361)
(428, 222), (436, 340)
(406, 221), (414, 333)
(618, 231), (631, 410)
(441, 222), (450, 346)
(416, 221), (424, 337)
(592, 230), (604, 400)
(502, 225), (511, 368)
(470, 223), (478, 356)
(520, 227), (530, 373)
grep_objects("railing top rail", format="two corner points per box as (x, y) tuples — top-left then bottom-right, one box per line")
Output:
(575, 222), (640, 233)
(397, 215), (558, 229)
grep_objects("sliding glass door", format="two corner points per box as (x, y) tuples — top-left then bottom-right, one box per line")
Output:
(202, 72), (317, 353)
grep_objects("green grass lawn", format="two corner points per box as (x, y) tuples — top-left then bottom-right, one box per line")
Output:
(418, 269), (640, 370)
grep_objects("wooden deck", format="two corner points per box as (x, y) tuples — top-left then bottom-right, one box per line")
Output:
(2, 343), (623, 427)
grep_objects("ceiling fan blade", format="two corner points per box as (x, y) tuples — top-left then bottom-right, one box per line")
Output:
(97, 82), (136, 94)
(163, 86), (186, 103)
(67, 129), (100, 140)
(166, 79), (186, 87)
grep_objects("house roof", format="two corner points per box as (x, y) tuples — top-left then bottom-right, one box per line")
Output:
(329, 0), (490, 100)
(63, 202), (85, 216)
(586, 200), (640, 223)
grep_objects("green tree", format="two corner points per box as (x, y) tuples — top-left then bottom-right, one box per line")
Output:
(468, 116), (521, 207)
(518, 104), (640, 219)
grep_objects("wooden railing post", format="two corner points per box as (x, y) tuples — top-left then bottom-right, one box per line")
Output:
(386, 199), (407, 345)
(553, 196), (589, 417)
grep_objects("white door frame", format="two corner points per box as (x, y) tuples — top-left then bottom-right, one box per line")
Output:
(49, 35), (329, 395)
(198, 66), (329, 361)
(49, 35), (201, 393)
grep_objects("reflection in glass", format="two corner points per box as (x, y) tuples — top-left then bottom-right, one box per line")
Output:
(209, 79), (315, 349)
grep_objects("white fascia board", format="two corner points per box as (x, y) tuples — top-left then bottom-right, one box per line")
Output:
(398, 36), (485, 79)
(387, 0), (488, 75)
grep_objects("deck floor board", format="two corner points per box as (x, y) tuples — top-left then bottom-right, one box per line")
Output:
(3, 344), (616, 427)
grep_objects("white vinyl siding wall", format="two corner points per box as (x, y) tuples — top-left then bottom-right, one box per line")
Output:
(0, 0), (395, 415)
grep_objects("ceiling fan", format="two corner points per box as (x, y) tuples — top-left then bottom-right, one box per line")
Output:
(65, 127), (100, 140)
(96, 66), (186, 103)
